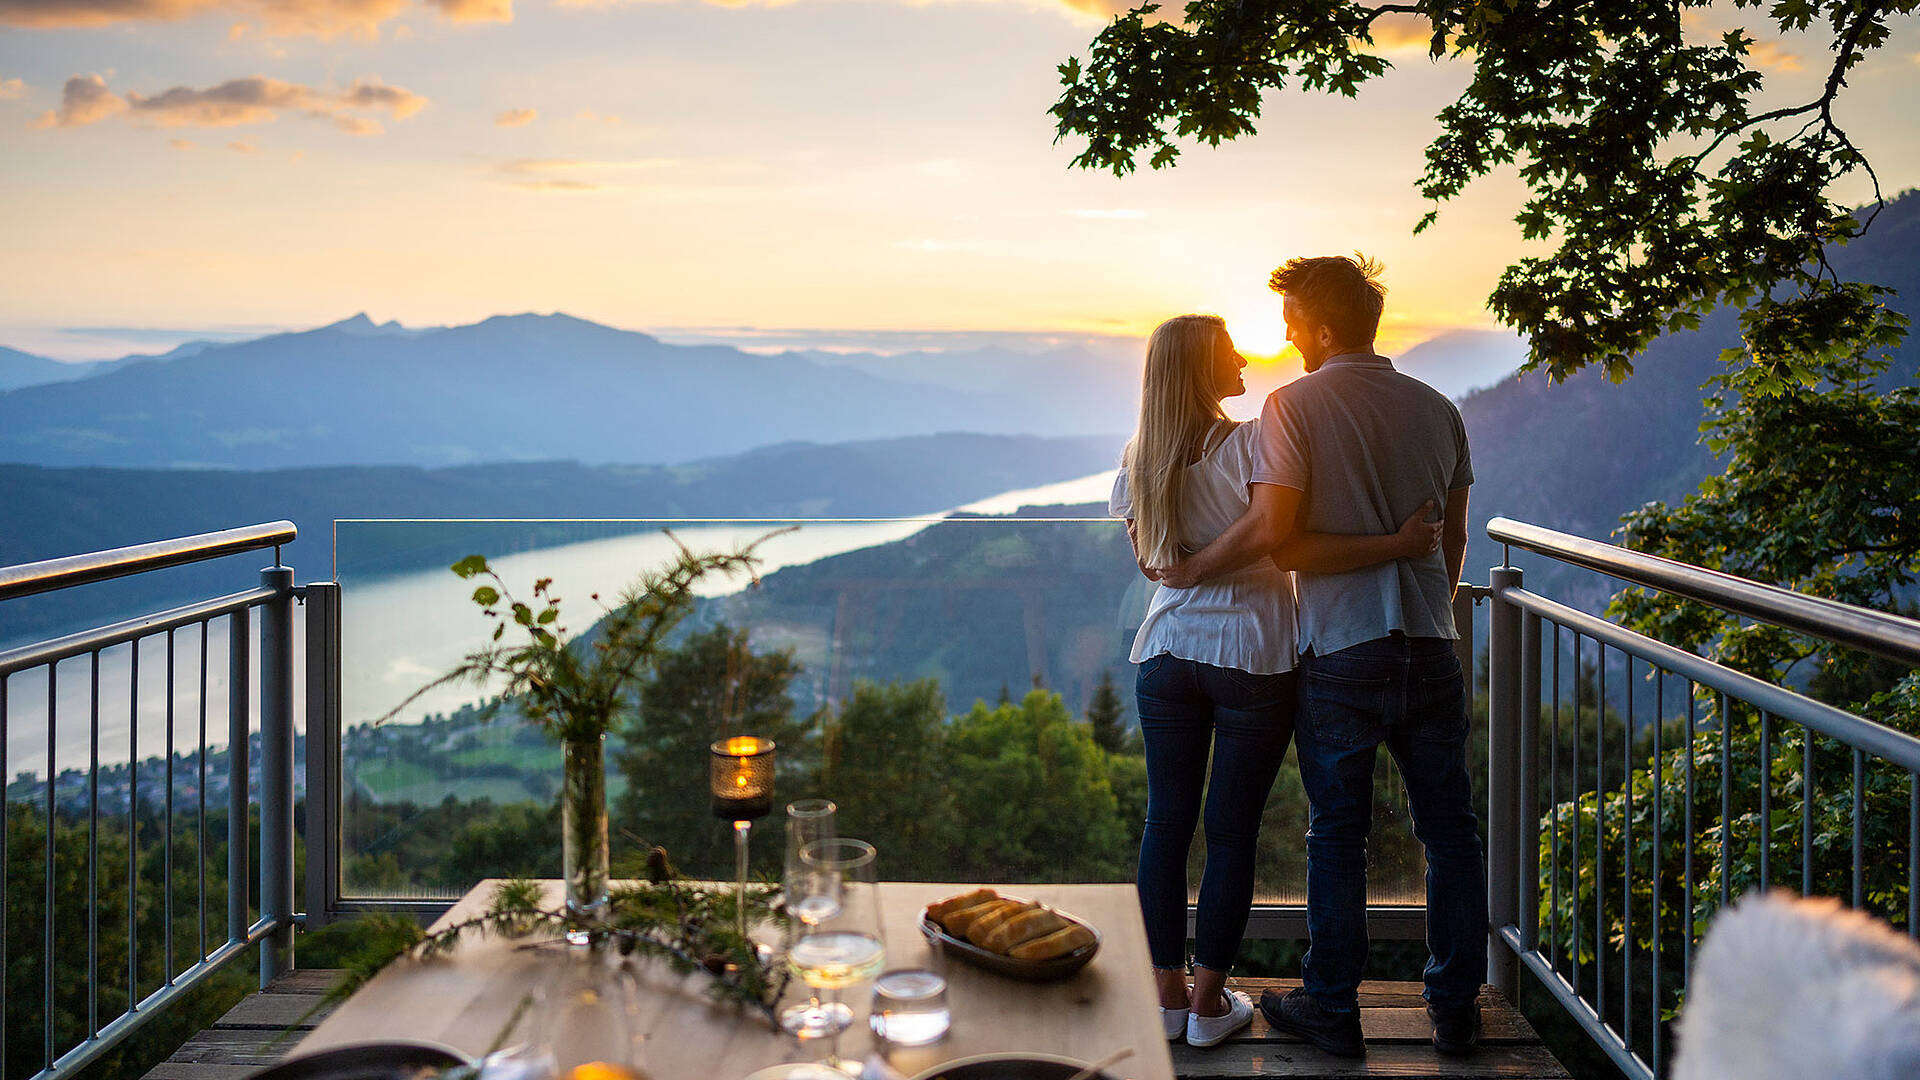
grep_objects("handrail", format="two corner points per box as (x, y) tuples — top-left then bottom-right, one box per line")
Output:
(1487, 516), (1920, 667)
(0, 520), (296, 602)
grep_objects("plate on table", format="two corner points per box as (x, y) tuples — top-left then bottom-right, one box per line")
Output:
(248, 1041), (473, 1079)
(918, 898), (1100, 982)
(907, 1052), (1123, 1080)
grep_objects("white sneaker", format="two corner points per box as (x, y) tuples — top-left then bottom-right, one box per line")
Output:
(1160, 1004), (1189, 1041)
(1186, 990), (1254, 1049)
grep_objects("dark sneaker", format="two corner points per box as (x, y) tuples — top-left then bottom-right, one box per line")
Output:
(1258, 986), (1364, 1058)
(1428, 1002), (1480, 1056)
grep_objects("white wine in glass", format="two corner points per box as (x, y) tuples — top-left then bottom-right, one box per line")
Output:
(787, 930), (885, 990)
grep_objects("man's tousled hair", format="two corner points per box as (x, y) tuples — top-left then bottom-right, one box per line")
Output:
(1269, 253), (1386, 349)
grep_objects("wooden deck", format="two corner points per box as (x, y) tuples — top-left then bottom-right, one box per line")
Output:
(1169, 978), (1569, 1079)
(140, 970), (340, 1080)
(145, 971), (1567, 1079)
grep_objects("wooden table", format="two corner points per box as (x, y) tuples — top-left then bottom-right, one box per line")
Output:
(299, 881), (1176, 1080)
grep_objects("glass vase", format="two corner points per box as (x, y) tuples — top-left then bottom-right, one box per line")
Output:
(562, 734), (611, 924)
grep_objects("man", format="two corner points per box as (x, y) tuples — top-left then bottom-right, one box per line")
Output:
(1158, 254), (1485, 1058)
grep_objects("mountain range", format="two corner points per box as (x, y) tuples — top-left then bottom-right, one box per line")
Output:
(0, 308), (1536, 472)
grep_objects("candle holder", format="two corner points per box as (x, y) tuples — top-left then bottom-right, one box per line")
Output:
(710, 736), (776, 940)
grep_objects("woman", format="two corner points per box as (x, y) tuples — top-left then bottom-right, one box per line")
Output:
(1110, 314), (1438, 1047)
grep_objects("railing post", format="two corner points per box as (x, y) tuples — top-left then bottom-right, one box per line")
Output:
(1519, 610), (1542, 953)
(1486, 564), (1523, 996)
(259, 566), (296, 984)
(304, 582), (342, 930)
(228, 606), (251, 948)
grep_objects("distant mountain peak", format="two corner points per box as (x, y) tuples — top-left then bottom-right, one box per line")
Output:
(320, 313), (419, 337)
(325, 313), (378, 333)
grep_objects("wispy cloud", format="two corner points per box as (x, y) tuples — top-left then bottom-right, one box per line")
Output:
(1748, 40), (1804, 72)
(895, 238), (985, 254)
(0, 0), (505, 38)
(227, 137), (258, 152)
(511, 178), (608, 192)
(1070, 208), (1146, 220)
(495, 107), (537, 127)
(169, 137), (195, 149)
(34, 73), (426, 132)
(494, 156), (673, 192)
(0, 77), (25, 100)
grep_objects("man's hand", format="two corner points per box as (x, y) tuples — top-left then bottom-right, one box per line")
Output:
(1156, 559), (1200, 590)
(1393, 501), (1443, 559)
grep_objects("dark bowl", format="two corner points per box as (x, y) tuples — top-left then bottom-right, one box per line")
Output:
(907, 1052), (1121, 1080)
(247, 1041), (473, 1080)
(918, 900), (1100, 982)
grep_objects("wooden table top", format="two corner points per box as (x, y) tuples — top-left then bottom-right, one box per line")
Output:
(298, 880), (1176, 1080)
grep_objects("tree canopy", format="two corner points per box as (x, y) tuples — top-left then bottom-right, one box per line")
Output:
(1051, 0), (1917, 384)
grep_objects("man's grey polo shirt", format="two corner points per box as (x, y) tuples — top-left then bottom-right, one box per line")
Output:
(1252, 352), (1473, 657)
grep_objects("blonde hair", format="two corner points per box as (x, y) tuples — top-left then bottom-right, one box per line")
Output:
(1124, 314), (1228, 568)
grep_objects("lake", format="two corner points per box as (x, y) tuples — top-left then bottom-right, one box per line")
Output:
(5, 470), (1120, 779)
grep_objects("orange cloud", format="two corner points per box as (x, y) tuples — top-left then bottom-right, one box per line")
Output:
(1366, 12), (1437, 51)
(495, 107), (537, 127)
(0, 0), (504, 38)
(0, 77), (25, 100)
(227, 137), (257, 151)
(511, 178), (608, 192)
(1748, 40), (1803, 72)
(37, 73), (427, 131)
(33, 73), (125, 128)
(169, 136), (195, 148)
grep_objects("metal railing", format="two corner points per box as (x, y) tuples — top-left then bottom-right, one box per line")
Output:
(0, 522), (300, 1080)
(1482, 517), (1920, 1080)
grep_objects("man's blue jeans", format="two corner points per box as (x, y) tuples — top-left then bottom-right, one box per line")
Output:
(1135, 654), (1296, 974)
(1295, 634), (1486, 1012)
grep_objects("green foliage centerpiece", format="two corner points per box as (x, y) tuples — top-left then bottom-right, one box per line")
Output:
(382, 534), (776, 923)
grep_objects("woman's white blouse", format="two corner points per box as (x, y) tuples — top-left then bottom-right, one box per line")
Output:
(1109, 419), (1300, 675)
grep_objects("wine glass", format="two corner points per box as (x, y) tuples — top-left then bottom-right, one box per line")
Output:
(783, 799), (837, 924)
(782, 838), (884, 1073)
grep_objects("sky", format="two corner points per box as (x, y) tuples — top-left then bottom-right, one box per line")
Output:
(3, 2), (1919, 364)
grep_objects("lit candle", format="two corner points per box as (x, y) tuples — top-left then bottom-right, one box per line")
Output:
(710, 736), (775, 822)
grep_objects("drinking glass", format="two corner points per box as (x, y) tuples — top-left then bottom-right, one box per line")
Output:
(782, 838), (884, 1072)
(868, 969), (950, 1046)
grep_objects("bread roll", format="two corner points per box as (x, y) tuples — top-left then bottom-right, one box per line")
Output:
(981, 908), (1071, 955)
(1007, 922), (1096, 960)
(943, 899), (1016, 937)
(925, 888), (999, 926)
(965, 900), (1037, 946)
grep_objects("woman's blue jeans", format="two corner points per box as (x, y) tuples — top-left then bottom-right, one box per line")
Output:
(1294, 634), (1487, 1012)
(1134, 654), (1296, 973)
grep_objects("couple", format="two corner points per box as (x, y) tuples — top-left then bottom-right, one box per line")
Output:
(1110, 255), (1486, 1058)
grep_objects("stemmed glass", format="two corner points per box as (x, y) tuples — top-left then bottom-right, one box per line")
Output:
(781, 838), (883, 1074)
(783, 799), (837, 922)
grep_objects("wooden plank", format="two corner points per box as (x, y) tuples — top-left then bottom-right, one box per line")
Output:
(1226, 1007), (1534, 1045)
(160, 1028), (305, 1068)
(212, 990), (337, 1030)
(1211, 981), (1540, 1046)
(258, 969), (344, 995)
(140, 1063), (266, 1080)
(1220, 979), (1513, 1011)
(1174, 1043), (1570, 1078)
